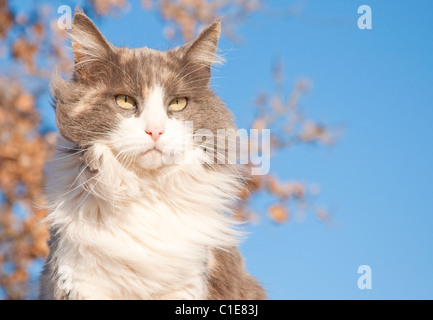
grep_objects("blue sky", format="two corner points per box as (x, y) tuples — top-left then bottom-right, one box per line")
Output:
(236, 0), (433, 299)
(7, 0), (433, 299)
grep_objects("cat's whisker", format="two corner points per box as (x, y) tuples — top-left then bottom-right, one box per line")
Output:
(170, 59), (197, 85)
(171, 69), (224, 89)
(180, 76), (224, 85)
(54, 168), (100, 205)
(53, 143), (89, 152)
(117, 150), (135, 171)
(48, 150), (86, 162)
(77, 171), (106, 209)
(174, 85), (222, 94)
(54, 147), (85, 154)
(173, 78), (224, 90)
(171, 80), (224, 92)
(64, 155), (100, 196)
(68, 148), (132, 200)
(171, 65), (211, 88)
(78, 149), (127, 205)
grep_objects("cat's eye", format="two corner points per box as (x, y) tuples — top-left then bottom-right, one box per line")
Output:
(116, 95), (137, 110)
(168, 97), (188, 112)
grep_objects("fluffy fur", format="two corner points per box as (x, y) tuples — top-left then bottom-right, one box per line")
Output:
(39, 10), (266, 300)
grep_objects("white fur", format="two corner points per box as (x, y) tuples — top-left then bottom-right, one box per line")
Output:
(142, 85), (167, 132)
(107, 85), (187, 170)
(43, 130), (242, 299)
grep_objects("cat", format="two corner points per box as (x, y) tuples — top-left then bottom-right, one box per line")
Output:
(39, 10), (266, 300)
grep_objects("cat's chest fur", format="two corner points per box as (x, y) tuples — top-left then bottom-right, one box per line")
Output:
(40, 139), (240, 299)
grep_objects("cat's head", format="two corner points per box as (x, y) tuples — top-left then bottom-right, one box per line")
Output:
(52, 10), (235, 172)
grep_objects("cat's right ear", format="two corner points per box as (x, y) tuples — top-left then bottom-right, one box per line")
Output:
(71, 10), (114, 83)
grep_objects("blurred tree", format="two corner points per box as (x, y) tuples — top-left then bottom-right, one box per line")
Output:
(0, 0), (338, 299)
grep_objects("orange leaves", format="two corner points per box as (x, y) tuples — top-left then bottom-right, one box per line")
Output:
(14, 94), (34, 113)
(3, 270), (29, 287)
(252, 66), (339, 149)
(267, 175), (305, 200)
(0, 78), (52, 299)
(4, 1), (69, 77)
(0, 143), (47, 201)
(159, 0), (201, 40)
(12, 38), (38, 72)
(142, 0), (154, 10)
(236, 171), (320, 224)
(91, 0), (127, 15)
(0, 0), (13, 39)
(23, 207), (50, 257)
(0, 80), (49, 199)
(252, 118), (267, 131)
(268, 205), (289, 223)
(299, 121), (334, 144)
(232, 60), (337, 225)
(145, 0), (261, 41)
(32, 22), (44, 38)
(0, 80), (38, 130)
(315, 208), (330, 222)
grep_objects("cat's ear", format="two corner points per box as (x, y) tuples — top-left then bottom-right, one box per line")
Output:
(182, 20), (223, 81)
(71, 10), (114, 82)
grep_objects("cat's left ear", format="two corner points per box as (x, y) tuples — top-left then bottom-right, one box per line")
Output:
(181, 20), (223, 80)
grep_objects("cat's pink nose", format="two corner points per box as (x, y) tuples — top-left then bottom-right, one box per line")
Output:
(145, 129), (164, 141)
